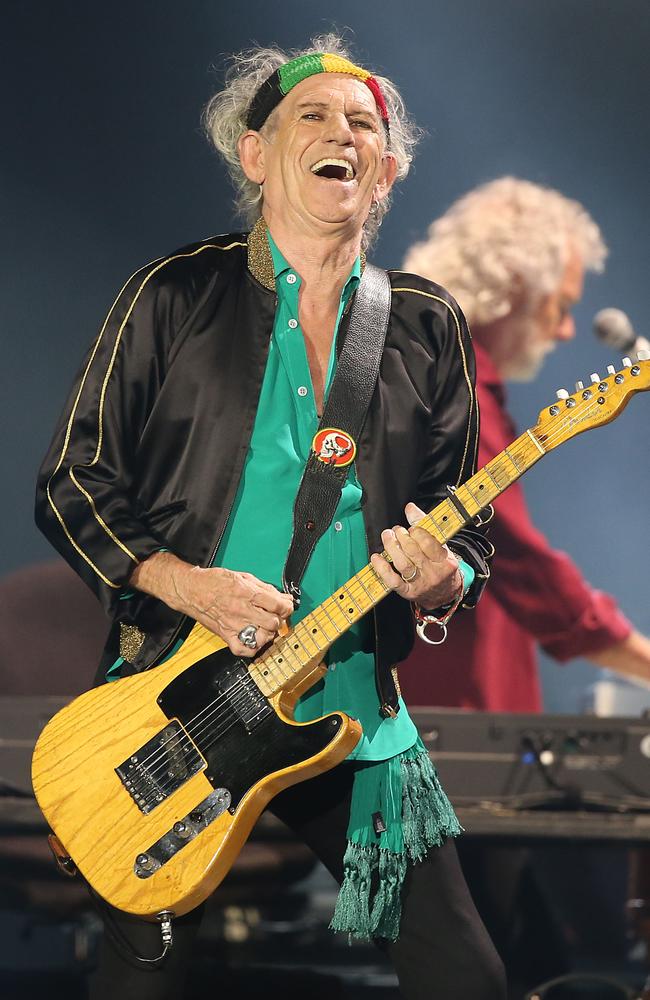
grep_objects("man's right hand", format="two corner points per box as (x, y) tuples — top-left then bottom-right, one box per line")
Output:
(129, 552), (294, 657)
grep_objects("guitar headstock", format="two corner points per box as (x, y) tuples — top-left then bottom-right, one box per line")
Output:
(532, 352), (649, 452)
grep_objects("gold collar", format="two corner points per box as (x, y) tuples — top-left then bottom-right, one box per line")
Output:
(246, 216), (366, 293)
(246, 216), (276, 291)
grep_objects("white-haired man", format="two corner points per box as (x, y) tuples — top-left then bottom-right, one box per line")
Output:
(35, 39), (504, 1000)
(400, 177), (650, 989)
(402, 176), (650, 712)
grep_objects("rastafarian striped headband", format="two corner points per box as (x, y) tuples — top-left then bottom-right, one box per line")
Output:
(246, 53), (390, 137)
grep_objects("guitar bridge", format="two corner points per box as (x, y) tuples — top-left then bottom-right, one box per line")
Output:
(116, 720), (205, 815)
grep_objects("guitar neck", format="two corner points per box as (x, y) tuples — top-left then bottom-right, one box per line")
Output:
(250, 427), (546, 697)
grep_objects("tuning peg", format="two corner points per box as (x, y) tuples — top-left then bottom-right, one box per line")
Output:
(622, 357), (632, 368)
(638, 349), (650, 361)
(607, 365), (616, 375)
(575, 380), (584, 391)
(556, 388), (569, 400)
(590, 372), (601, 383)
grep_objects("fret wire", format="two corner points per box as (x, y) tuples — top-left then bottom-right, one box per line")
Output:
(344, 582), (365, 614)
(372, 568), (391, 592)
(445, 502), (466, 523)
(422, 518), (448, 544)
(251, 657), (284, 691)
(308, 604), (346, 642)
(357, 571), (379, 601)
(294, 618), (325, 655)
(483, 465), (501, 490)
(318, 601), (344, 635)
(277, 634), (306, 668)
(268, 646), (296, 679)
(423, 514), (439, 536)
(506, 433), (538, 468)
(509, 446), (536, 474)
(286, 628), (315, 661)
(335, 589), (361, 625)
(466, 473), (497, 505)
(460, 480), (484, 507)
(257, 648), (290, 682)
(436, 501), (463, 536)
(487, 460), (512, 488)
(424, 512), (446, 541)
(477, 465), (499, 500)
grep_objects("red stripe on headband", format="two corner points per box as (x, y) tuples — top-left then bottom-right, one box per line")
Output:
(365, 77), (389, 124)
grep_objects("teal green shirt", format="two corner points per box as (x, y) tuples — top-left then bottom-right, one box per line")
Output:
(213, 232), (419, 761)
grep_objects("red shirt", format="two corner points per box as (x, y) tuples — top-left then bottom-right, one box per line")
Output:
(399, 342), (632, 712)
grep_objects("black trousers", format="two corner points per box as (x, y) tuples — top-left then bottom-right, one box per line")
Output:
(88, 763), (506, 1000)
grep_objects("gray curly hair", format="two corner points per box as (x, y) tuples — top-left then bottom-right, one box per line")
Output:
(203, 34), (420, 249)
(403, 177), (607, 324)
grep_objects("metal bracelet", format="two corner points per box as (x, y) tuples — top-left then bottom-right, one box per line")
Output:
(415, 618), (448, 645)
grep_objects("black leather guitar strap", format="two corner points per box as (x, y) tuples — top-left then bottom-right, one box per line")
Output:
(282, 263), (391, 606)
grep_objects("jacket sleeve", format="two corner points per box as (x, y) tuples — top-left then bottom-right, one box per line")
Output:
(34, 255), (194, 616)
(408, 283), (494, 607)
(477, 384), (631, 659)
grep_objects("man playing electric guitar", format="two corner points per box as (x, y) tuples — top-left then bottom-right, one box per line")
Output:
(35, 35), (504, 1000)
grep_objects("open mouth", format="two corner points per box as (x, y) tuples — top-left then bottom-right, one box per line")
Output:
(310, 158), (356, 181)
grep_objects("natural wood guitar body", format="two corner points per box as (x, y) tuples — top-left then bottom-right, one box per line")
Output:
(32, 622), (361, 918)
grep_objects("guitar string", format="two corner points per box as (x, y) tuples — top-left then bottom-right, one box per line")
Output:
(128, 388), (613, 801)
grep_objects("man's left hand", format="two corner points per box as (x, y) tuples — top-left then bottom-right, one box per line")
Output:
(370, 502), (463, 609)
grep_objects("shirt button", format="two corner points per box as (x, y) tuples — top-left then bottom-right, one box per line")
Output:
(288, 318), (298, 329)
(297, 386), (308, 397)
(334, 521), (343, 531)
(286, 273), (297, 285)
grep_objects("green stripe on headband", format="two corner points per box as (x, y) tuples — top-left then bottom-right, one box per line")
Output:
(277, 54), (328, 95)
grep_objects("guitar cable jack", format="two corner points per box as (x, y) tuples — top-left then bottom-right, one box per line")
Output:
(157, 910), (174, 953)
(85, 881), (176, 965)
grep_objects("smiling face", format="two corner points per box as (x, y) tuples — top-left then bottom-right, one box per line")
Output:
(238, 73), (397, 242)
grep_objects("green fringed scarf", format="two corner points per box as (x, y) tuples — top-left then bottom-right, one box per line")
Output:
(330, 736), (462, 941)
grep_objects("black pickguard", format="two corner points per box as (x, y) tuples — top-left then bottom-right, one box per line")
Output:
(157, 647), (342, 810)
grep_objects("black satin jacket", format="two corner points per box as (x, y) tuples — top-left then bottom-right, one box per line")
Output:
(35, 222), (492, 715)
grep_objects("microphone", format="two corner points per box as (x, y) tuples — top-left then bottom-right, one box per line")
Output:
(593, 308), (650, 354)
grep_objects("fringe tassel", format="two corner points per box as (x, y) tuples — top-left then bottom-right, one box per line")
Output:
(329, 743), (461, 941)
(330, 843), (407, 940)
(330, 842), (375, 938)
(402, 749), (462, 863)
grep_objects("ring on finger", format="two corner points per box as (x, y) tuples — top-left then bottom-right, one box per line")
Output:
(400, 565), (419, 584)
(237, 624), (258, 648)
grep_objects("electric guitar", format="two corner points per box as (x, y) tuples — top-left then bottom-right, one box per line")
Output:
(31, 355), (650, 921)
